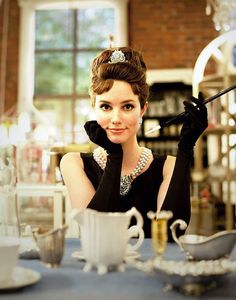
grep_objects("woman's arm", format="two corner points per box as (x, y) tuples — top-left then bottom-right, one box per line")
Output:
(61, 121), (123, 212)
(60, 152), (96, 209)
(156, 155), (176, 211)
(83, 121), (123, 212)
(160, 149), (192, 225)
(156, 93), (208, 237)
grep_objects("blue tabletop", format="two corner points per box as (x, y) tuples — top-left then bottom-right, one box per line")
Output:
(1, 239), (236, 300)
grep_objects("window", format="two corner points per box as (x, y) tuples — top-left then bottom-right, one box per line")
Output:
(34, 7), (115, 144)
(18, 0), (128, 144)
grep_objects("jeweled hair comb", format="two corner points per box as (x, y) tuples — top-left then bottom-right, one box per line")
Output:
(108, 49), (127, 64)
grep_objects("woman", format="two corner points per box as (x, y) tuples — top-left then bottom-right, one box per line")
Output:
(60, 47), (208, 238)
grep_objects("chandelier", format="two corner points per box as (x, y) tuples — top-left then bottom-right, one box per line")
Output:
(206, 0), (236, 31)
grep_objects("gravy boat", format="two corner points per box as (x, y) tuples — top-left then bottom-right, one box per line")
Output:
(170, 219), (236, 260)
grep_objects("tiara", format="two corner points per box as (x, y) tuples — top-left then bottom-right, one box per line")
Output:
(108, 50), (127, 64)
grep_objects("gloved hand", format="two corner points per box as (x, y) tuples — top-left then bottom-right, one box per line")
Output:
(178, 92), (208, 153)
(84, 120), (122, 154)
(84, 120), (123, 211)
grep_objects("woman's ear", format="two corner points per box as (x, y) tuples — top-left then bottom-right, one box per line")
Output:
(141, 101), (148, 116)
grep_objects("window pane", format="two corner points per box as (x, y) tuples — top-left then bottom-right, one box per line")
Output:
(74, 99), (94, 144)
(77, 8), (115, 48)
(18, 195), (54, 231)
(75, 98), (94, 124)
(35, 10), (73, 49)
(76, 51), (100, 94)
(34, 99), (73, 144)
(35, 53), (73, 95)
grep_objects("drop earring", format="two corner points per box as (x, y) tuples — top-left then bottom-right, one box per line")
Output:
(139, 117), (143, 125)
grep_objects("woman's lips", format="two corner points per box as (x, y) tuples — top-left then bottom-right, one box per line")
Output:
(108, 128), (126, 134)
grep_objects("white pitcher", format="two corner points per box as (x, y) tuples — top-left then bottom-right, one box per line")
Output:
(72, 207), (144, 274)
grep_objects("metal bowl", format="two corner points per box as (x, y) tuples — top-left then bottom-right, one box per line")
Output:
(170, 219), (236, 260)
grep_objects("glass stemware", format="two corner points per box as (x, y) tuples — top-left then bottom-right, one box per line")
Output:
(147, 210), (173, 260)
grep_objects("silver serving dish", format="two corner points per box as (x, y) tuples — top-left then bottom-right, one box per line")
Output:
(153, 258), (236, 296)
(170, 219), (236, 260)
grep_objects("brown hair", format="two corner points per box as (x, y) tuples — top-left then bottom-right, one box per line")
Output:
(89, 47), (149, 108)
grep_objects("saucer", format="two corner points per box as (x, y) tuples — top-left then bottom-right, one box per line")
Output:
(153, 258), (236, 295)
(72, 249), (140, 261)
(0, 267), (41, 291)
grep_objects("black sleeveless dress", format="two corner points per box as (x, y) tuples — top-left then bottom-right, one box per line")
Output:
(81, 152), (167, 238)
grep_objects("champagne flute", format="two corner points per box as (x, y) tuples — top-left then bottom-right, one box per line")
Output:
(147, 210), (173, 260)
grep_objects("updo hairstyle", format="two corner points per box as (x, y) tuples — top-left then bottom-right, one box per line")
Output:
(89, 47), (149, 108)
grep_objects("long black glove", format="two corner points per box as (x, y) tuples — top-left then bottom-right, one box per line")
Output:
(84, 120), (122, 211)
(161, 92), (208, 239)
(178, 92), (208, 156)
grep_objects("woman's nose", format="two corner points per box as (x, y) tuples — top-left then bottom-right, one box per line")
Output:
(111, 110), (121, 124)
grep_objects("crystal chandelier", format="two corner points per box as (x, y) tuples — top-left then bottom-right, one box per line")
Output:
(206, 0), (236, 31)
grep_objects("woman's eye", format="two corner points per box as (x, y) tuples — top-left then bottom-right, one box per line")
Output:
(124, 104), (134, 111)
(100, 104), (111, 111)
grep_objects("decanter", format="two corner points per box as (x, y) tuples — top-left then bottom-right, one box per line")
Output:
(0, 158), (20, 236)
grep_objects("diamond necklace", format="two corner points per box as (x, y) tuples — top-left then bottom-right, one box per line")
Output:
(93, 146), (152, 196)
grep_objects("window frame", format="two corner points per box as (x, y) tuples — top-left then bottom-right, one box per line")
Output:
(17, 0), (128, 114)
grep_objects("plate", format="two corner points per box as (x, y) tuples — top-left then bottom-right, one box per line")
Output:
(0, 267), (41, 291)
(153, 258), (236, 295)
(72, 250), (140, 261)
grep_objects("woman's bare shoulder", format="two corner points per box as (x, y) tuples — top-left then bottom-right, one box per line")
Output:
(60, 152), (84, 170)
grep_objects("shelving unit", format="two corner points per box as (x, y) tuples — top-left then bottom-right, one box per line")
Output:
(138, 82), (192, 156)
(197, 74), (236, 231)
(192, 29), (236, 232)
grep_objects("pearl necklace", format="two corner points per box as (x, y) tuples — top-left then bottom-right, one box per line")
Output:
(93, 146), (152, 196)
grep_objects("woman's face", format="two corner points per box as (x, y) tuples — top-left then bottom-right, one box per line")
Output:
(94, 80), (147, 144)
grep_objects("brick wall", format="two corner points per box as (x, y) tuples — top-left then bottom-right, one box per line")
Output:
(0, 0), (217, 113)
(129, 0), (217, 69)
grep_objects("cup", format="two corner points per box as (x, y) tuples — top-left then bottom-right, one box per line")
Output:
(0, 236), (19, 283)
(72, 207), (144, 274)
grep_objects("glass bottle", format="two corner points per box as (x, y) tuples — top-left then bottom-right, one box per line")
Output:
(0, 158), (20, 237)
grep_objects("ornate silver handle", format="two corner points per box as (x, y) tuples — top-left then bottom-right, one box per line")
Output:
(170, 219), (188, 252)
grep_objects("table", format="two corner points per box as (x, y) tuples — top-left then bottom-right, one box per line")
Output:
(1, 239), (236, 300)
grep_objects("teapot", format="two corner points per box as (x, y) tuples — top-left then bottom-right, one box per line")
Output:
(170, 219), (236, 260)
(72, 207), (144, 275)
